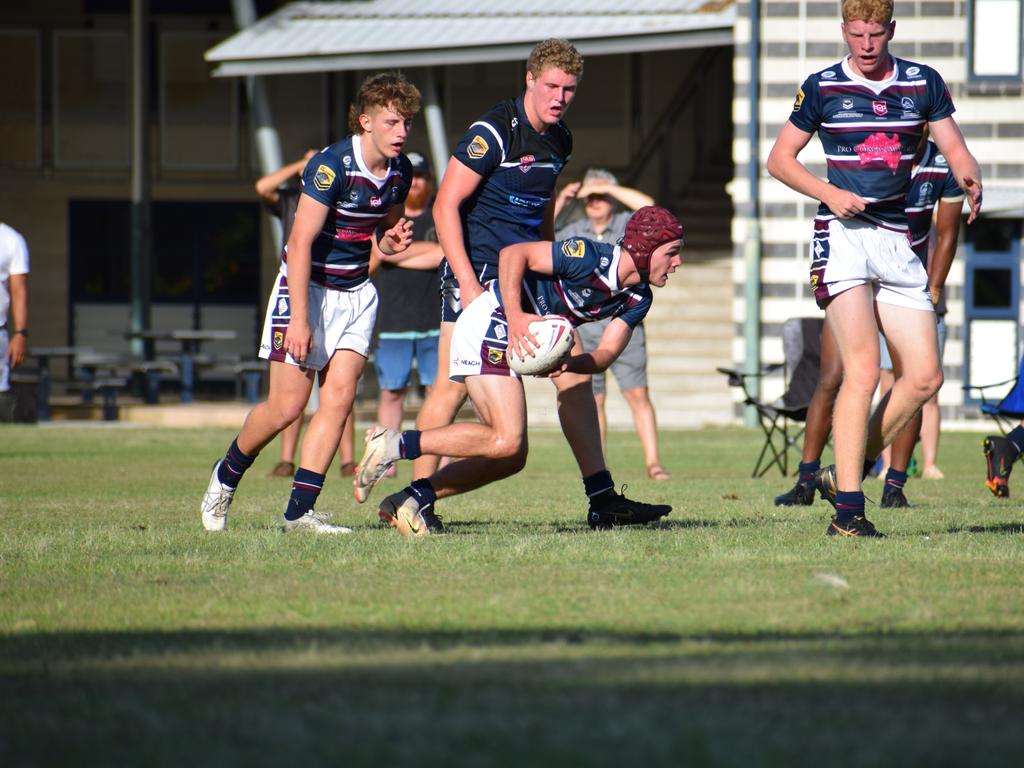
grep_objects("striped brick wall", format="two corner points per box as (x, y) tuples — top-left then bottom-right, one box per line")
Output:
(731, 0), (1024, 424)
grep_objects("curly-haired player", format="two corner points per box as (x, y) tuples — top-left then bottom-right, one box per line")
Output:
(200, 73), (421, 534)
(353, 206), (683, 535)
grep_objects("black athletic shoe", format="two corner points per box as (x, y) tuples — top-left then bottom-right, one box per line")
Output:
(984, 435), (1015, 499)
(587, 486), (672, 530)
(774, 479), (816, 507)
(419, 503), (445, 534)
(815, 464), (838, 509)
(880, 485), (911, 509)
(826, 515), (886, 538)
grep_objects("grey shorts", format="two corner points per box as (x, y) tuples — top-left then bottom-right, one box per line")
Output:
(576, 318), (647, 395)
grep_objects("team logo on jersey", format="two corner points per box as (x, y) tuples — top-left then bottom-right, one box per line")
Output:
(273, 330), (284, 350)
(313, 164), (336, 191)
(905, 66), (920, 77)
(511, 117), (519, 128)
(872, 101), (888, 116)
(277, 297), (288, 316)
(467, 135), (489, 159)
(600, 257), (609, 269)
(561, 239), (586, 259)
(370, 196), (382, 207)
(342, 155), (352, 166)
(792, 88), (805, 112)
(519, 154), (535, 173)
(842, 99), (854, 110)
(581, 288), (592, 298)
(821, 70), (836, 79)
(901, 97), (915, 110)
(936, 154), (947, 166)
(917, 182), (934, 205)
(486, 347), (504, 365)
(854, 132), (902, 172)
(494, 324), (507, 341)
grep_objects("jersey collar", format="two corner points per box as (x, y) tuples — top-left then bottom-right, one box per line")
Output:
(351, 134), (392, 186)
(840, 55), (899, 95)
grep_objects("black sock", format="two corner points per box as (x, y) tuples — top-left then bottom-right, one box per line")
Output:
(408, 478), (437, 507)
(885, 468), (908, 491)
(834, 490), (864, 524)
(584, 470), (615, 506)
(862, 458), (876, 481)
(284, 468), (324, 520)
(400, 430), (422, 460)
(1007, 426), (1024, 457)
(798, 460), (820, 485)
(217, 438), (255, 489)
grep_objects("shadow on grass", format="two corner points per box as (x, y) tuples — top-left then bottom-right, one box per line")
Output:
(946, 522), (1024, 535)
(3, 628), (1024, 766)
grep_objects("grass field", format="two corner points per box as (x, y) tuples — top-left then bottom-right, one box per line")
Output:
(2, 424), (1023, 766)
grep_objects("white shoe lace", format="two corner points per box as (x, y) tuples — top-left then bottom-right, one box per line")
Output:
(203, 487), (233, 520)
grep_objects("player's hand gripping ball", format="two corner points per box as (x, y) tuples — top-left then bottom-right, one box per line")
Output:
(507, 315), (574, 375)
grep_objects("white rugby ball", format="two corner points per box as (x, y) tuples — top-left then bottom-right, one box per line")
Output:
(507, 315), (574, 375)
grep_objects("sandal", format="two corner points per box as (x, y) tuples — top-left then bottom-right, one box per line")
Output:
(269, 460), (295, 478)
(647, 464), (671, 481)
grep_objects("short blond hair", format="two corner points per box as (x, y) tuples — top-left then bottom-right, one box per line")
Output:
(348, 72), (421, 135)
(527, 38), (584, 80)
(841, 0), (893, 23)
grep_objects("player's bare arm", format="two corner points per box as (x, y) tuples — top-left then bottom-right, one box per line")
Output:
(378, 241), (443, 270)
(553, 181), (582, 218)
(767, 122), (868, 219)
(434, 158), (485, 308)
(929, 116), (983, 223)
(928, 199), (962, 305)
(554, 317), (631, 378)
(6, 272), (27, 368)
(254, 149), (316, 205)
(282, 194), (329, 364)
(499, 241), (553, 359)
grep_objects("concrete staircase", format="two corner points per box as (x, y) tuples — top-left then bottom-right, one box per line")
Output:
(523, 250), (736, 429)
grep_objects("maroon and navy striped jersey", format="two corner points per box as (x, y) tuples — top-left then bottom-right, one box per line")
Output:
(494, 238), (651, 329)
(292, 135), (412, 290)
(789, 57), (955, 232)
(906, 141), (963, 264)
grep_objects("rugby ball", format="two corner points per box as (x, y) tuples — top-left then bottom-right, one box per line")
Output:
(507, 315), (574, 375)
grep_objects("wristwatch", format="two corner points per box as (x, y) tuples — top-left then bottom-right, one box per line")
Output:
(14, 328), (28, 337)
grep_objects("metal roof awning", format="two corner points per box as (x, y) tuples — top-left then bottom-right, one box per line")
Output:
(206, 0), (737, 77)
(975, 186), (1024, 219)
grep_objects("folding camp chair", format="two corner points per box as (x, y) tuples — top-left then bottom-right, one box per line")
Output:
(718, 317), (824, 478)
(964, 351), (1024, 434)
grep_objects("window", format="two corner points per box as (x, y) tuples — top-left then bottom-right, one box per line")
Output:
(160, 32), (238, 170)
(69, 200), (261, 304)
(968, 0), (1024, 82)
(0, 31), (41, 168)
(54, 31), (131, 168)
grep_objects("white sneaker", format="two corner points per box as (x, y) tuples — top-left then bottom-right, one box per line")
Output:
(281, 509), (353, 535)
(201, 460), (235, 531)
(378, 490), (430, 537)
(353, 426), (401, 503)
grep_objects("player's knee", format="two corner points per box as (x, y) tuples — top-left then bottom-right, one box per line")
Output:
(491, 432), (526, 463)
(843, 367), (879, 398)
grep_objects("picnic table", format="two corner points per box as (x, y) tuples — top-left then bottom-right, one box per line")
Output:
(124, 329), (238, 403)
(28, 346), (93, 421)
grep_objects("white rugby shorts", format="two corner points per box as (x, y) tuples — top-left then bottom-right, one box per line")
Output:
(810, 217), (933, 311)
(0, 328), (9, 392)
(259, 269), (378, 371)
(449, 288), (519, 383)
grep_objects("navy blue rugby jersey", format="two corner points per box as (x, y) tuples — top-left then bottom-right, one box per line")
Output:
(452, 96), (572, 268)
(790, 57), (954, 232)
(292, 134), (412, 290)
(906, 141), (963, 263)
(494, 238), (651, 328)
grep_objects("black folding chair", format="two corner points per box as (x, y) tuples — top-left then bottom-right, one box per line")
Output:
(964, 352), (1024, 434)
(719, 317), (824, 478)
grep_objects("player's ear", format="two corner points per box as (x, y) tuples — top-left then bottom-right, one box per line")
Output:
(525, 70), (535, 90)
(359, 111), (372, 133)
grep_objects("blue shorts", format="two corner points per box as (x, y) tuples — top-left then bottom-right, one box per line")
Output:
(373, 333), (440, 390)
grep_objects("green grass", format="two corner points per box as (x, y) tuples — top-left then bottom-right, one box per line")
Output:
(1, 424), (1023, 766)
